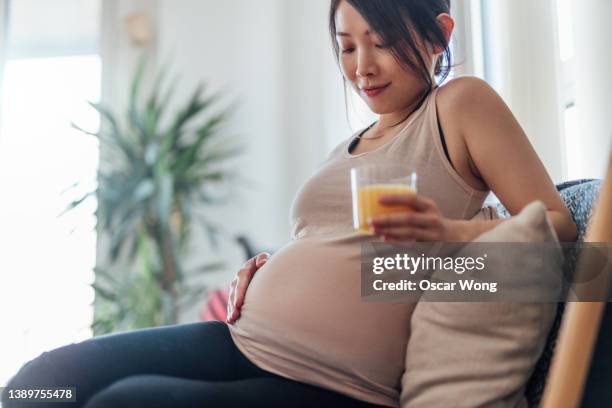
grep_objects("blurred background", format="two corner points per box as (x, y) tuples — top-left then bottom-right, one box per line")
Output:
(0, 0), (610, 388)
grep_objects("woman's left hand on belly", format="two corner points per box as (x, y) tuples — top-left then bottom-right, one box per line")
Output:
(369, 193), (463, 242)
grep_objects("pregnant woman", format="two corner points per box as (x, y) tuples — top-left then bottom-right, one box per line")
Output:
(2, 1), (576, 407)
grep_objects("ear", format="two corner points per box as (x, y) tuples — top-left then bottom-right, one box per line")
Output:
(433, 13), (455, 54)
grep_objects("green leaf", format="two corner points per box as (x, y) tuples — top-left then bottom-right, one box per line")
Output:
(91, 283), (117, 302)
(143, 66), (172, 137)
(187, 261), (225, 275)
(172, 112), (229, 176)
(170, 84), (207, 132)
(109, 210), (142, 261)
(88, 101), (138, 161)
(128, 56), (148, 141)
(92, 317), (115, 336)
(71, 122), (126, 157)
(160, 291), (176, 325)
(93, 267), (120, 286)
(156, 173), (174, 231)
(133, 179), (155, 202)
(195, 189), (226, 205)
(202, 143), (244, 163)
(59, 191), (95, 216)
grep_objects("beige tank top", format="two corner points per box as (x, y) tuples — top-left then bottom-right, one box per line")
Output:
(228, 86), (489, 407)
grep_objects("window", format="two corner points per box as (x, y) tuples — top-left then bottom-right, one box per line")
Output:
(555, 0), (579, 180)
(450, 0), (485, 80)
(0, 0), (101, 386)
(557, 0), (575, 62)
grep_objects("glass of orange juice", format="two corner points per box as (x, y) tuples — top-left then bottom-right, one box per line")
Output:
(350, 164), (417, 234)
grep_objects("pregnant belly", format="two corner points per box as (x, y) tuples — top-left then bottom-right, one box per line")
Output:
(234, 235), (415, 387)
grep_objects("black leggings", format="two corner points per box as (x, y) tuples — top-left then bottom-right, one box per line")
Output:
(1, 320), (387, 408)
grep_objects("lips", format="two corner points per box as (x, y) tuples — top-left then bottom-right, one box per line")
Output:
(361, 83), (391, 97)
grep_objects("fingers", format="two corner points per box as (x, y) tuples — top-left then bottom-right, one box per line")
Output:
(233, 275), (251, 311)
(235, 253), (269, 306)
(226, 299), (234, 324)
(227, 253), (270, 324)
(371, 212), (445, 242)
(226, 276), (239, 323)
(371, 212), (441, 229)
(227, 261), (251, 324)
(382, 228), (441, 242)
(228, 304), (239, 323)
(226, 304), (234, 324)
(255, 252), (270, 267)
(378, 193), (435, 212)
(240, 257), (258, 274)
(382, 235), (416, 243)
(226, 300), (232, 323)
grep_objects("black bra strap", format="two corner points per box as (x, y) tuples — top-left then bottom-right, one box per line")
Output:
(348, 121), (376, 154)
(436, 105), (455, 171)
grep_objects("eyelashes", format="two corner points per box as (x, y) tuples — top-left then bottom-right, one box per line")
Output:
(340, 44), (392, 54)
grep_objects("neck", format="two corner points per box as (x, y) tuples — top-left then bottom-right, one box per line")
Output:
(376, 86), (433, 130)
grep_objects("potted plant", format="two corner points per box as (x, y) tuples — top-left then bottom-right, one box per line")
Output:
(68, 61), (243, 335)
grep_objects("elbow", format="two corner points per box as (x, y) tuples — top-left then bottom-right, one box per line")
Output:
(545, 208), (578, 242)
(558, 211), (578, 242)
(563, 219), (578, 242)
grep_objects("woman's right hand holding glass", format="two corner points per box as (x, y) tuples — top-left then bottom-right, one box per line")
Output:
(226, 252), (270, 324)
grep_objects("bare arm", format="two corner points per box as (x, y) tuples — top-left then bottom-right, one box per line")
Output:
(448, 77), (577, 242)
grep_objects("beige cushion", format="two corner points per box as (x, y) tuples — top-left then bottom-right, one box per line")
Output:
(400, 201), (559, 408)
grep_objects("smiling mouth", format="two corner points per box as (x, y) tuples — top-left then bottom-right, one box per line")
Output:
(361, 83), (391, 97)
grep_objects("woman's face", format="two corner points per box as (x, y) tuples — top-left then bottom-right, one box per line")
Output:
(334, 1), (435, 115)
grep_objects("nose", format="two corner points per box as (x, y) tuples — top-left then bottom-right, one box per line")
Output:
(355, 48), (378, 79)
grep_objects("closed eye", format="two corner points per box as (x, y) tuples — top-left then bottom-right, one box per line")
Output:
(341, 43), (391, 54)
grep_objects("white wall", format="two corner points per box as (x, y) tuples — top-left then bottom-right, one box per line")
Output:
(277, 0), (347, 205)
(149, 0), (350, 320)
(572, 0), (612, 178)
(482, 0), (565, 183)
(155, 0), (353, 251)
(100, 0), (158, 117)
(157, 0), (287, 247)
(451, 0), (485, 79)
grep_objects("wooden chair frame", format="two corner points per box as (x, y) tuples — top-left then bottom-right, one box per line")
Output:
(542, 153), (612, 408)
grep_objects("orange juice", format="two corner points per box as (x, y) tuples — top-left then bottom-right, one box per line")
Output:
(356, 184), (416, 234)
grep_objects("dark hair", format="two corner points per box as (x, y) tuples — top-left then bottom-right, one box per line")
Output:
(329, 0), (453, 124)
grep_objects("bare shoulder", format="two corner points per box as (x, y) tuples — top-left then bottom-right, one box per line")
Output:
(436, 76), (499, 111)
(431, 76), (501, 190)
(436, 76), (516, 141)
(432, 76), (524, 191)
(436, 77), (571, 227)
